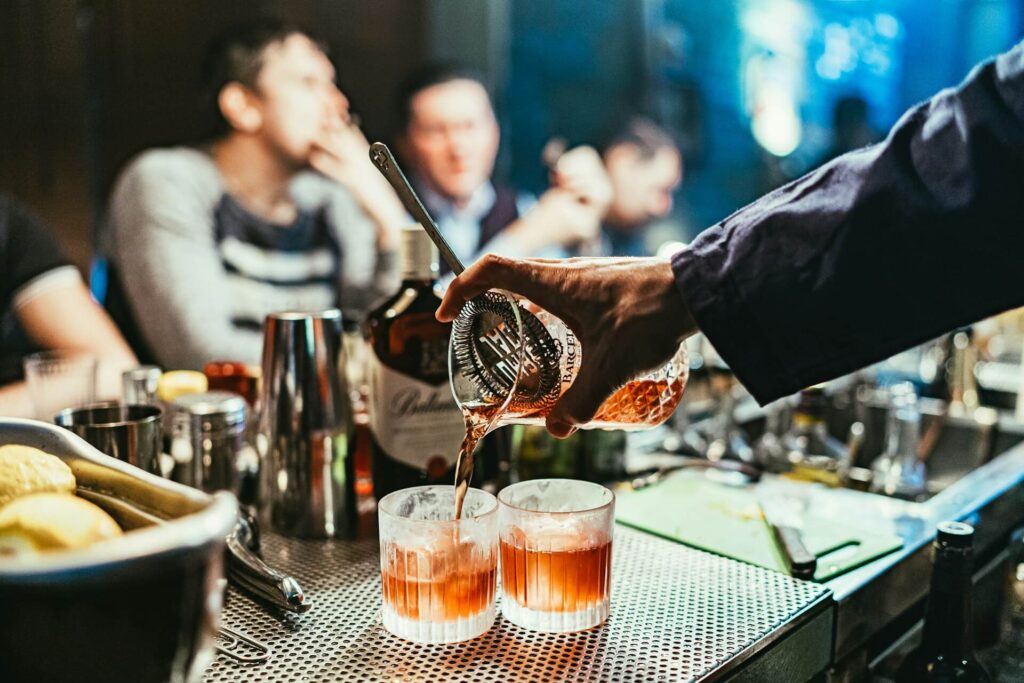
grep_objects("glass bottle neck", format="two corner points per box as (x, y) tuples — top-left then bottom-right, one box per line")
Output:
(400, 229), (440, 282)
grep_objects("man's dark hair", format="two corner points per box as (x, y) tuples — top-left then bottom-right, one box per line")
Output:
(597, 115), (678, 162)
(200, 18), (327, 136)
(396, 62), (490, 131)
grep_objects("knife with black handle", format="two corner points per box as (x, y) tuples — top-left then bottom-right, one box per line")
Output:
(758, 496), (817, 580)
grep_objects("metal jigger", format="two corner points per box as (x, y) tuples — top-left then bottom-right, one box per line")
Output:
(256, 309), (355, 538)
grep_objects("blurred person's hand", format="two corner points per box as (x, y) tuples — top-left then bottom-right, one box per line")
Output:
(310, 116), (405, 251)
(436, 254), (696, 437)
(498, 188), (605, 254)
(501, 144), (612, 252)
(549, 145), (613, 215)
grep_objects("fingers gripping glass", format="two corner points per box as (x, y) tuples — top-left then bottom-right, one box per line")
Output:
(450, 295), (688, 433)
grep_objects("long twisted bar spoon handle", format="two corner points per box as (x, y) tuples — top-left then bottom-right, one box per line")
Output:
(369, 141), (465, 276)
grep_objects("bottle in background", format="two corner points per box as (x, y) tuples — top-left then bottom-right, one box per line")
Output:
(367, 227), (506, 499)
(203, 361), (261, 407)
(578, 429), (628, 483)
(512, 425), (583, 482)
(754, 399), (788, 472)
(779, 385), (848, 484)
(341, 319), (375, 502)
(896, 521), (991, 682)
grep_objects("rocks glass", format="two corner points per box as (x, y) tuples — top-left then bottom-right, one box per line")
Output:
(378, 485), (498, 643)
(498, 479), (614, 632)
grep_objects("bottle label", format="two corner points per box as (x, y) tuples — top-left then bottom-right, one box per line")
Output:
(558, 325), (581, 396)
(367, 352), (465, 471)
(526, 300), (581, 398)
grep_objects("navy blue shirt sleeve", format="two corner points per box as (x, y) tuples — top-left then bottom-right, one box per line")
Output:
(672, 41), (1024, 405)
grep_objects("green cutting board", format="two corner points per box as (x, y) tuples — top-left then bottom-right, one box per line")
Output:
(615, 472), (903, 582)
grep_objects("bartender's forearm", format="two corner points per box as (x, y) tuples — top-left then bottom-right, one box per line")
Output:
(674, 41), (1024, 404)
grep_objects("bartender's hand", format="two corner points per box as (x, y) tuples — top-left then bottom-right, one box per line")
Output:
(310, 114), (405, 252)
(437, 255), (697, 437)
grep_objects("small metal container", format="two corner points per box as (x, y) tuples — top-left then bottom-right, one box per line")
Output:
(55, 403), (163, 475)
(122, 365), (163, 405)
(169, 391), (252, 495)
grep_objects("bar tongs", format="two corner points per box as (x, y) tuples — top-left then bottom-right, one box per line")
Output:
(226, 506), (310, 613)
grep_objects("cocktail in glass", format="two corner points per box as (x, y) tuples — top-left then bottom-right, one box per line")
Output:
(498, 478), (614, 632)
(378, 485), (498, 643)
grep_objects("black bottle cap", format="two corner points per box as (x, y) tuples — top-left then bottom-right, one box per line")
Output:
(936, 520), (974, 549)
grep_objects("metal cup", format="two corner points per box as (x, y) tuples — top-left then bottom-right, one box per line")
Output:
(168, 391), (251, 494)
(122, 365), (162, 406)
(257, 310), (354, 538)
(54, 403), (163, 475)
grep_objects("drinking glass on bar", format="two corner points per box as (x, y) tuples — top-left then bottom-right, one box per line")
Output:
(378, 485), (498, 643)
(22, 350), (97, 421)
(498, 478), (614, 632)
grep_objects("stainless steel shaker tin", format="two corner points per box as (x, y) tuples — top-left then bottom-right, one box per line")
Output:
(55, 402), (164, 475)
(257, 309), (355, 539)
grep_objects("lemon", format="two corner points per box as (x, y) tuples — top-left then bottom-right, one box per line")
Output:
(156, 370), (208, 403)
(0, 493), (122, 554)
(0, 445), (76, 507)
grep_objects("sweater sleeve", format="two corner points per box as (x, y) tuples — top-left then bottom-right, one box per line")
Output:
(672, 41), (1024, 404)
(109, 149), (262, 369)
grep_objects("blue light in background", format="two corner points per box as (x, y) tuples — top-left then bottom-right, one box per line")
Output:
(501, 0), (1023, 242)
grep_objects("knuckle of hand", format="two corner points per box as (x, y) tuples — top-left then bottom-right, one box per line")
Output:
(481, 253), (514, 276)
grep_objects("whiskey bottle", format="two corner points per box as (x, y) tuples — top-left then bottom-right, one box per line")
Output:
(366, 227), (466, 499)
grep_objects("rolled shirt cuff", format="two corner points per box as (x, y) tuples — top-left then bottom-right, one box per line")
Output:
(12, 265), (83, 310)
(671, 240), (796, 405)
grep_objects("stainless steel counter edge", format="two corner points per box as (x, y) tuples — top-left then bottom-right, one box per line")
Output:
(706, 591), (835, 682)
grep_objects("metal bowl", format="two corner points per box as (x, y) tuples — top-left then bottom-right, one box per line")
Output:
(0, 418), (237, 683)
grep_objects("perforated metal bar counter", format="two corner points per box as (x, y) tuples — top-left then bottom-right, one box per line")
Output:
(205, 526), (833, 682)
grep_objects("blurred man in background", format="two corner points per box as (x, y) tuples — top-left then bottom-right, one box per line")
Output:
(103, 19), (404, 369)
(597, 116), (683, 257)
(0, 194), (136, 417)
(396, 63), (611, 272)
